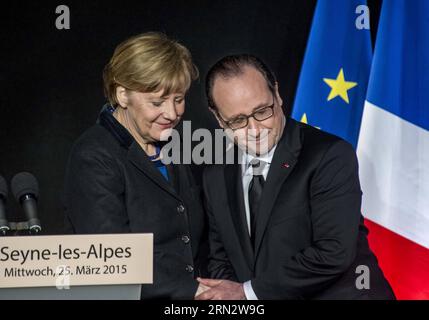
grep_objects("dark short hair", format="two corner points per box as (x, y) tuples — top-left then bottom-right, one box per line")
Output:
(205, 54), (277, 109)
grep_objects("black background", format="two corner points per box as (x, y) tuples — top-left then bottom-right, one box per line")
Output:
(0, 0), (381, 234)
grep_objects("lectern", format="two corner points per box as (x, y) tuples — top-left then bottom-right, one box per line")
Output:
(0, 234), (153, 300)
(0, 284), (142, 300)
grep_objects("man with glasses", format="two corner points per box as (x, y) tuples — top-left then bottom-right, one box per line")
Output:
(195, 54), (395, 300)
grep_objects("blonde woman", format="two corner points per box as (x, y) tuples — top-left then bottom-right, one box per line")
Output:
(63, 32), (207, 299)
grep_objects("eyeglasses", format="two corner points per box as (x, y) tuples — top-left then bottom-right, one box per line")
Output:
(217, 100), (275, 130)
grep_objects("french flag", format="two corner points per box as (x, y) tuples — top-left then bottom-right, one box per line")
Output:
(356, 0), (429, 299)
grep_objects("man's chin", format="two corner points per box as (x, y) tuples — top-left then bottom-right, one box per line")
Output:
(241, 143), (272, 157)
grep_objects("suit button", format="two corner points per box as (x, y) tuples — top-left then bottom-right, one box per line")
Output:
(182, 235), (190, 244)
(185, 265), (194, 273)
(177, 204), (185, 214)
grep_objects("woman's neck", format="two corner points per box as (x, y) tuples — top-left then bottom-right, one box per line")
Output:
(113, 107), (157, 157)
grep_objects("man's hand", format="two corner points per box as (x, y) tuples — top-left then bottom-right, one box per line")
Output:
(195, 278), (246, 300)
(195, 283), (210, 298)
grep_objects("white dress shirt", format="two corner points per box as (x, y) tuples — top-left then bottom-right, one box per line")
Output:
(241, 144), (277, 300)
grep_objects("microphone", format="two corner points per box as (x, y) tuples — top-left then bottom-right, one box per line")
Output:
(0, 175), (10, 236)
(11, 172), (41, 235)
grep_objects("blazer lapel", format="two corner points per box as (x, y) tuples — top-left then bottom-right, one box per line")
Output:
(127, 143), (181, 201)
(98, 107), (181, 200)
(254, 119), (303, 258)
(224, 164), (255, 270)
(166, 164), (180, 194)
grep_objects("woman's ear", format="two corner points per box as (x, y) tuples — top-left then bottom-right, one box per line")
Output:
(115, 86), (129, 109)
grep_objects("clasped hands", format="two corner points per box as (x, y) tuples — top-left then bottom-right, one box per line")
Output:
(194, 278), (246, 300)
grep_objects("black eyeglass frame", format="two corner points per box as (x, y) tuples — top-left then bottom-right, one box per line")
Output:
(216, 99), (276, 130)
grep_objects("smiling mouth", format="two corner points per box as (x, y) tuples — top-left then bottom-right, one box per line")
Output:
(157, 122), (174, 129)
(247, 133), (269, 142)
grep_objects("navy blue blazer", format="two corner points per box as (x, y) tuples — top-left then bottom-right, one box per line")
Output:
(63, 106), (207, 299)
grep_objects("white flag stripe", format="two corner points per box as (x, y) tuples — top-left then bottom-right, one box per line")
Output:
(357, 101), (429, 249)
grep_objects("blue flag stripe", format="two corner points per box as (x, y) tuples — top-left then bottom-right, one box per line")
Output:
(366, 0), (429, 131)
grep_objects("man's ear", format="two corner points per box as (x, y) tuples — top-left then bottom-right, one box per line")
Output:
(209, 107), (225, 129)
(116, 86), (129, 109)
(274, 82), (283, 107)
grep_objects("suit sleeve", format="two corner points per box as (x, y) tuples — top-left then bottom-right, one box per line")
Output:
(63, 145), (129, 233)
(203, 169), (238, 281)
(251, 140), (362, 299)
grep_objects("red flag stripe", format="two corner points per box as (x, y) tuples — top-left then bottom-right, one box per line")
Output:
(365, 218), (429, 299)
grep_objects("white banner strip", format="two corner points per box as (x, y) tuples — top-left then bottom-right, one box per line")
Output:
(357, 101), (429, 249)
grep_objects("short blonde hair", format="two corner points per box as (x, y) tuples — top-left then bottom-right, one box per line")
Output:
(103, 32), (199, 106)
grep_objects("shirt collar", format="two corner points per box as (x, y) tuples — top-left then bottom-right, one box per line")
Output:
(242, 143), (277, 173)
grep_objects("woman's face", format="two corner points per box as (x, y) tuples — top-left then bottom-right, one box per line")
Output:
(118, 88), (186, 143)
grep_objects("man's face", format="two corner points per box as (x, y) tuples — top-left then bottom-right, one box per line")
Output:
(211, 66), (285, 156)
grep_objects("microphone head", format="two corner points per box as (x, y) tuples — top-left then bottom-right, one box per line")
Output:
(0, 175), (7, 199)
(11, 172), (39, 201)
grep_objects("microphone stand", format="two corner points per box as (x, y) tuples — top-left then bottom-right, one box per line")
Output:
(1, 221), (41, 236)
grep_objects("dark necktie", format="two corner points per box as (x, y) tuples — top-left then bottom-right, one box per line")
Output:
(248, 160), (265, 248)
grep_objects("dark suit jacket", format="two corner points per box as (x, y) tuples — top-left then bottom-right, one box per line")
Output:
(63, 106), (207, 299)
(203, 118), (395, 299)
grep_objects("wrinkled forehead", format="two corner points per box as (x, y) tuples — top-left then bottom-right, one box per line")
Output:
(147, 88), (186, 99)
(212, 69), (273, 116)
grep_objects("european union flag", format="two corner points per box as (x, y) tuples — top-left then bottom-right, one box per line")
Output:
(292, 0), (372, 148)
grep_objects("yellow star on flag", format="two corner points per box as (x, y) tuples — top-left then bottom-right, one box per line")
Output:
(323, 68), (357, 104)
(299, 113), (320, 129)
